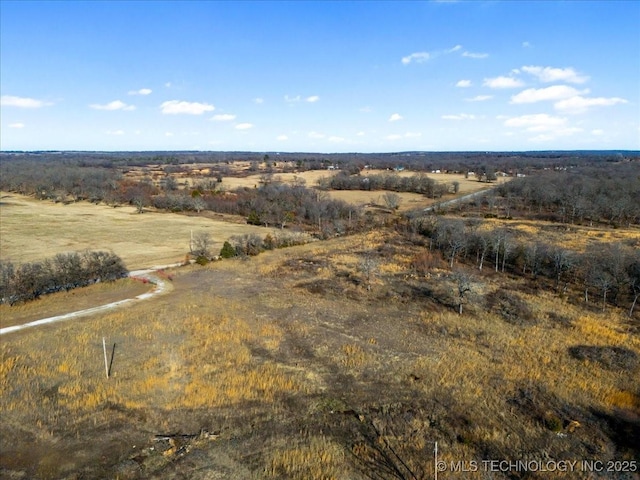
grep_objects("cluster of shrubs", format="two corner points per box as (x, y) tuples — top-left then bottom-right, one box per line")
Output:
(231, 231), (314, 256)
(0, 251), (128, 305)
(200, 231), (314, 263)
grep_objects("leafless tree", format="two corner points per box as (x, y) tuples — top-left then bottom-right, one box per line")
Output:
(383, 192), (401, 210)
(191, 231), (212, 258)
(452, 270), (472, 315)
(359, 254), (379, 291)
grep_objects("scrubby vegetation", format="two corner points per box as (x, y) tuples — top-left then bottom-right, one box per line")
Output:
(0, 251), (127, 305)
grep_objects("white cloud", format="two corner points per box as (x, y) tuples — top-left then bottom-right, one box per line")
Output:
(442, 113), (477, 120)
(106, 129), (125, 135)
(462, 51), (488, 59)
(285, 95), (301, 103)
(253, 97), (264, 104)
(308, 131), (325, 139)
(466, 95), (493, 102)
(165, 132), (174, 137)
(591, 129), (604, 136)
(504, 113), (567, 132)
(276, 135), (288, 141)
(554, 96), (628, 114)
(165, 82), (172, 88)
(522, 41), (532, 48)
(9, 122), (25, 128)
(529, 127), (583, 142)
(128, 88), (152, 95)
(448, 45), (463, 53)
(456, 80), (472, 88)
(483, 76), (525, 88)
(503, 115), (583, 142)
(388, 113), (403, 122)
(510, 85), (588, 104)
(328, 136), (345, 143)
(521, 65), (589, 84)
(211, 114), (236, 121)
(386, 132), (421, 140)
(90, 100), (136, 111)
(402, 52), (430, 65)
(235, 123), (253, 130)
(356, 131), (366, 136)
(1, 95), (52, 108)
(160, 100), (214, 115)
(306, 95), (320, 103)
(360, 106), (373, 113)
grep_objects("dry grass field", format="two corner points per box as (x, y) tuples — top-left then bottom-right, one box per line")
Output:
(1, 229), (638, 479)
(0, 192), (274, 269)
(478, 218), (640, 252)
(122, 165), (500, 212)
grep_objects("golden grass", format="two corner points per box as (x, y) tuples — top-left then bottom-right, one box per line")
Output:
(340, 343), (368, 369)
(0, 191), (274, 269)
(413, 290), (639, 418)
(265, 435), (347, 479)
(0, 293), (310, 430)
(481, 217), (640, 251)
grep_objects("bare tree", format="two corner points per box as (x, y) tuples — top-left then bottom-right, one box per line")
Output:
(191, 231), (212, 259)
(359, 254), (379, 291)
(382, 192), (401, 211)
(628, 258), (640, 317)
(452, 271), (472, 315)
(550, 247), (574, 291)
(591, 271), (615, 312)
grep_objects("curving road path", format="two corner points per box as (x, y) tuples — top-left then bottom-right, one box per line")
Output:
(0, 263), (182, 336)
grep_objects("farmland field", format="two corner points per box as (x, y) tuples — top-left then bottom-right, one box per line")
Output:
(0, 192), (274, 270)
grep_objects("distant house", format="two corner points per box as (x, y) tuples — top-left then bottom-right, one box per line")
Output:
(394, 166), (405, 172)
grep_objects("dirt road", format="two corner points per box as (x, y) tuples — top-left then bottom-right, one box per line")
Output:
(0, 263), (181, 335)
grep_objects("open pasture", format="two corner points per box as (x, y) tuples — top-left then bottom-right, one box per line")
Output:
(0, 192), (273, 270)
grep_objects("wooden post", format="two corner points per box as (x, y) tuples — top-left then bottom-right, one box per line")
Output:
(434, 441), (438, 480)
(102, 337), (109, 379)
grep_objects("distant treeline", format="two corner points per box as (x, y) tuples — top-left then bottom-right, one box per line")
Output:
(0, 251), (128, 305)
(2, 150), (637, 173)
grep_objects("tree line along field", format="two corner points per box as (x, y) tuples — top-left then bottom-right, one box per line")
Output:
(0, 151), (639, 479)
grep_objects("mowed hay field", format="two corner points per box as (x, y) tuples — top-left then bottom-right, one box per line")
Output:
(0, 192), (273, 269)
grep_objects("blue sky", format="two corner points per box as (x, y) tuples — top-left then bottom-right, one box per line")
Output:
(1, 0), (639, 152)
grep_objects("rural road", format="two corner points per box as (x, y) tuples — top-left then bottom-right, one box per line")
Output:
(0, 263), (182, 336)
(423, 186), (496, 212)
